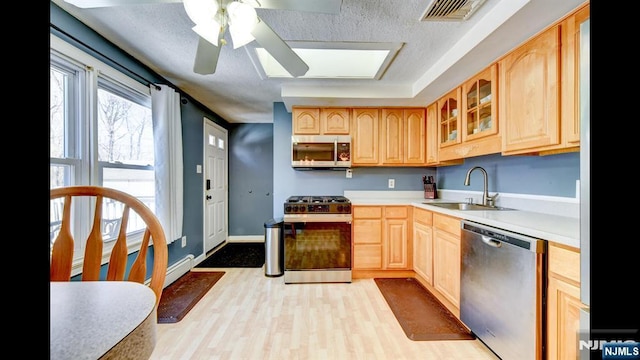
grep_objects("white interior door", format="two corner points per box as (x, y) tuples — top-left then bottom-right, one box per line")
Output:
(204, 119), (228, 254)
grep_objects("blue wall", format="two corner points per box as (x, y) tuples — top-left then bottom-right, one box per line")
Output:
(229, 123), (274, 235)
(438, 152), (579, 197)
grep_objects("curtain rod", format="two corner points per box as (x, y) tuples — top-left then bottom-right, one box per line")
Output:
(50, 23), (179, 92)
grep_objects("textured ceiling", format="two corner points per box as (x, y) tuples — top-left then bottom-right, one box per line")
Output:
(51, 0), (585, 123)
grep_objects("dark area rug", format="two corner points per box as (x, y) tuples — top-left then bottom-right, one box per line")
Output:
(157, 271), (225, 323)
(374, 277), (475, 341)
(195, 242), (265, 268)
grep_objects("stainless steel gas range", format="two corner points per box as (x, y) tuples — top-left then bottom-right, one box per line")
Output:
(282, 196), (352, 284)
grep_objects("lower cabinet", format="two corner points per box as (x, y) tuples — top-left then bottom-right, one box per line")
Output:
(547, 242), (586, 360)
(352, 205), (411, 271)
(352, 206), (383, 269)
(433, 212), (462, 313)
(384, 206), (411, 269)
(412, 207), (434, 285)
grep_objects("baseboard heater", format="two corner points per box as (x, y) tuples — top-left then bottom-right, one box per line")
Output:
(162, 255), (194, 288)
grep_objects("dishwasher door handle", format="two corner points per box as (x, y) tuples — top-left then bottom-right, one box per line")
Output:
(481, 235), (502, 248)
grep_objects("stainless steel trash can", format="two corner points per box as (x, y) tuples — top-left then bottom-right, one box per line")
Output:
(264, 218), (284, 277)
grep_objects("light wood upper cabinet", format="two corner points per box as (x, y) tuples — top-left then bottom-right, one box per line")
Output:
(380, 108), (404, 164)
(320, 108), (350, 134)
(404, 108), (427, 164)
(352, 107), (426, 166)
(499, 25), (561, 154)
(561, 4), (589, 147)
(438, 64), (501, 162)
(351, 108), (380, 165)
(438, 87), (462, 148)
(426, 103), (463, 166)
(292, 107), (350, 135)
(425, 102), (439, 165)
(462, 64), (498, 142)
(380, 108), (427, 165)
(292, 107), (320, 134)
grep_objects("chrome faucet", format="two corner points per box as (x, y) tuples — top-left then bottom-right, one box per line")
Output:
(464, 166), (498, 207)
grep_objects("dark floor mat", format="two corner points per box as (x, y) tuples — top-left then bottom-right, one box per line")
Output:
(195, 242), (265, 268)
(374, 278), (475, 341)
(157, 271), (225, 323)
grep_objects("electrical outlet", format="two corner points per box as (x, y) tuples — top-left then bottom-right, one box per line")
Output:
(181, 236), (187, 248)
(346, 169), (352, 178)
(388, 179), (395, 188)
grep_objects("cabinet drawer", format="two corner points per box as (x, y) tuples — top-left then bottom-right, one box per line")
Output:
(433, 213), (461, 236)
(353, 245), (383, 269)
(414, 207), (433, 226)
(353, 219), (382, 244)
(384, 206), (408, 218)
(548, 243), (580, 284)
(353, 206), (382, 218)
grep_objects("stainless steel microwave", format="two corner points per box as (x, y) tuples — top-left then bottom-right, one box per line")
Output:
(291, 135), (351, 169)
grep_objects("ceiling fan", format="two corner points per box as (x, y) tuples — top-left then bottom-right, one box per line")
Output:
(60, 0), (343, 77)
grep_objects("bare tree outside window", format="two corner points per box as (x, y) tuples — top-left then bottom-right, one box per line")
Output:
(97, 89), (153, 166)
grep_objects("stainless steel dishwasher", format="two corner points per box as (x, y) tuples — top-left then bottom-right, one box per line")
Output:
(460, 220), (546, 360)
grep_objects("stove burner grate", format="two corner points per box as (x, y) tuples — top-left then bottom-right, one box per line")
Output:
(284, 195), (351, 214)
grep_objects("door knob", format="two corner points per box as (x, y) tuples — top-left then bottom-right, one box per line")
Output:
(206, 195), (212, 200)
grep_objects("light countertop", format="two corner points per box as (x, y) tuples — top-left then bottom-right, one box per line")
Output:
(347, 193), (580, 249)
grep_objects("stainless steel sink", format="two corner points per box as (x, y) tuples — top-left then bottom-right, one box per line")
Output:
(423, 202), (515, 211)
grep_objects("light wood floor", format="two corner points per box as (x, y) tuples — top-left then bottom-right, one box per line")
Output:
(150, 267), (499, 360)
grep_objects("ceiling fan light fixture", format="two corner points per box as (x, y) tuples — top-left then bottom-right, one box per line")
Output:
(229, 25), (255, 49)
(227, 1), (258, 48)
(192, 22), (222, 46)
(183, 0), (219, 26)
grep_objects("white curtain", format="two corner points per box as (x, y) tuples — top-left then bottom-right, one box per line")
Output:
(150, 84), (183, 244)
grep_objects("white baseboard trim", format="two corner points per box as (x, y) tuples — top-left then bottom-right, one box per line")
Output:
(162, 254), (194, 288)
(228, 235), (264, 243)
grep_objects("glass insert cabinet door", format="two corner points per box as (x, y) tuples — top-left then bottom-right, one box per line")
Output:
(462, 64), (498, 141)
(438, 87), (462, 147)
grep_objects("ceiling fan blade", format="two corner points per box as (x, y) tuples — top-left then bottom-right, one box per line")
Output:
(61, 0), (182, 8)
(250, 19), (309, 77)
(193, 37), (221, 75)
(254, 0), (342, 14)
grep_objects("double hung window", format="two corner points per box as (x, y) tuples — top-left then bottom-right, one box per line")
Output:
(50, 35), (155, 274)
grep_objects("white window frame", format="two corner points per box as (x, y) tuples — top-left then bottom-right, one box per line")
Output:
(50, 34), (154, 277)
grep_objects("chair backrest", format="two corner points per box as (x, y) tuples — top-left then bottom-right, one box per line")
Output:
(50, 186), (168, 308)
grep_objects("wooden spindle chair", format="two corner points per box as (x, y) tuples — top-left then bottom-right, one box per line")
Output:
(50, 186), (168, 308)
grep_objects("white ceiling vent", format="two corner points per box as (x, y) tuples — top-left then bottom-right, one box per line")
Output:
(421, 0), (487, 21)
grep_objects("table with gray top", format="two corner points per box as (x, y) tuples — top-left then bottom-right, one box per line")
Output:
(50, 281), (157, 360)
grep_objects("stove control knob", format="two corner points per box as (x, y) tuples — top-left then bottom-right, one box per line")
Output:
(344, 205), (351, 213)
(285, 205), (291, 213)
(337, 205), (343, 212)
